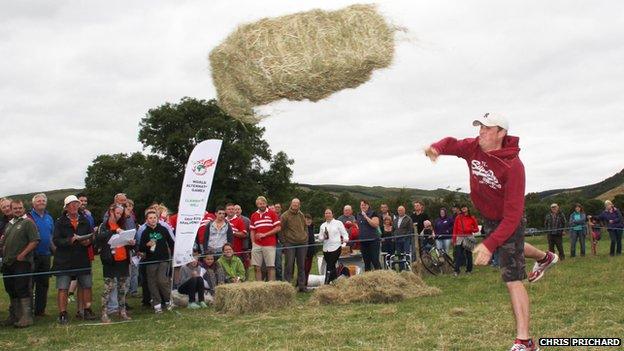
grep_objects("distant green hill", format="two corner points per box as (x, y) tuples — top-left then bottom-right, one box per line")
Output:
(536, 168), (624, 200)
(3, 185), (452, 209)
(3, 188), (83, 204)
(296, 184), (455, 200)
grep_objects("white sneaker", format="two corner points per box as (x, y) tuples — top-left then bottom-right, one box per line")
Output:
(528, 252), (558, 283)
(154, 304), (163, 314)
(509, 339), (539, 351)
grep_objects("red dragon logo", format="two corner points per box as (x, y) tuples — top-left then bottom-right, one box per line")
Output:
(191, 158), (215, 176)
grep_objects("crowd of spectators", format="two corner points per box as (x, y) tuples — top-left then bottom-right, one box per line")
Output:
(0, 191), (621, 328)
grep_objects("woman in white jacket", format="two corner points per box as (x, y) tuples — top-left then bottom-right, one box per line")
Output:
(319, 208), (350, 284)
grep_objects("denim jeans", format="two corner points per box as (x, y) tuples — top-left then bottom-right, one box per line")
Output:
(128, 259), (139, 294)
(107, 285), (119, 312)
(435, 239), (451, 253)
(569, 230), (586, 257)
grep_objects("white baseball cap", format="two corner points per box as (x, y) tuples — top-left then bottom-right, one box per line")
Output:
(472, 112), (509, 131)
(63, 195), (81, 208)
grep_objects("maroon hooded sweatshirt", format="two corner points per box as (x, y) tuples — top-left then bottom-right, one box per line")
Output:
(431, 135), (525, 253)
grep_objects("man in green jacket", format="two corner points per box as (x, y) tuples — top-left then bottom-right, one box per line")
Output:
(279, 198), (308, 292)
(1, 199), (40, 328)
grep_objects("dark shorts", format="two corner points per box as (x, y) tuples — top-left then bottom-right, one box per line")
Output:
(482, 219), (527, 282)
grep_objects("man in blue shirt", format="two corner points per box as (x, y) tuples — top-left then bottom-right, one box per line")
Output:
(28, 193), (55, 317)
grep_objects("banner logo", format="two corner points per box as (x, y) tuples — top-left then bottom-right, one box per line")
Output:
(192, 158), (215, 176)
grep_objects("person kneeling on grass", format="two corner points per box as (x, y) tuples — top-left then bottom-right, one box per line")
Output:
(217, 243), (246, 283)
(179, 258), (207, 309)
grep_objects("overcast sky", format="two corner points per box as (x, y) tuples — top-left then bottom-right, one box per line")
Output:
(1, 0), (623, 197)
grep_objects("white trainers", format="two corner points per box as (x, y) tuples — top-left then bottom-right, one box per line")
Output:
(510, 339), (540, 351)
(154, 304), (163, 314)
(528, 251), (558, 283)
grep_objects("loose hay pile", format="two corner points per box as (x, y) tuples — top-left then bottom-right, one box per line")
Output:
(214, 281), (296, 314)
(309, 270), (441, 305)
(209, 4), (397, 123)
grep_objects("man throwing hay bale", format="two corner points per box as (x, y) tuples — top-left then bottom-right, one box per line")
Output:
(209, 4), (397, 123)
(425, 113), (558, 351)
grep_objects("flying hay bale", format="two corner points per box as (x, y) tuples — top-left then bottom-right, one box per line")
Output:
(214, 281), (296, 314)
(209, 4), (397, 123)
(309, 270), (441, 305)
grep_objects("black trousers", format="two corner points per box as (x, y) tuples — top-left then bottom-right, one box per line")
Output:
(139, 263), (151, 305)
(178, 277), (204, 303)
(2, 261), (32, 299)
(360, 240), (381, 271)
(33, 254), (51, 314)
(547, 235), (565, 259)
(323, 247), (342, 284)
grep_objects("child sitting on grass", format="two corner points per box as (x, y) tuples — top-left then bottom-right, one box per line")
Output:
(179, 259), (207, 309)
(200, 250), (226, 299)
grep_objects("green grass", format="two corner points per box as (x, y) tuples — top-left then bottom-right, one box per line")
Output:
(1, 236), (622, 351)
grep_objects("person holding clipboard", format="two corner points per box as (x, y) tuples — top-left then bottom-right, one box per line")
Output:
(95, 204), (135, 323)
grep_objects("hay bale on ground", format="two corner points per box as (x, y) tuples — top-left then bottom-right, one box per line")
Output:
(214, 281), (296, 314)
(309, 270), (441, 306)
(209, 4), (397, 123)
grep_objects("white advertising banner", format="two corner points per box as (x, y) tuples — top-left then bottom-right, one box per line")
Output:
(172, 139), (222, 267)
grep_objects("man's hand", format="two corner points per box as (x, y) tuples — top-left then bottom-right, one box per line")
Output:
(16, 253), (26, 262)
(424, 146), (439, 162)
(473, 243), (492, 266)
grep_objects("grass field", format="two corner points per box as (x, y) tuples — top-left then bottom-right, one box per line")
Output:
(0, 236), (622, 351)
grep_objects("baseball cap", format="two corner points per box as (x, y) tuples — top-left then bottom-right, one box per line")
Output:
(550, 203), (558, 208)
(472, 112), (509, 131)
(64, 195), (81, 208)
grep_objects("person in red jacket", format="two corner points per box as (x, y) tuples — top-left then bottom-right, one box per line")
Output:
(425, 113), (557, 351)
(452, 205), (479, 276)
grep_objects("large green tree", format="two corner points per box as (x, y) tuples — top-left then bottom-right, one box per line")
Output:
(84, 97), (295, 221)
